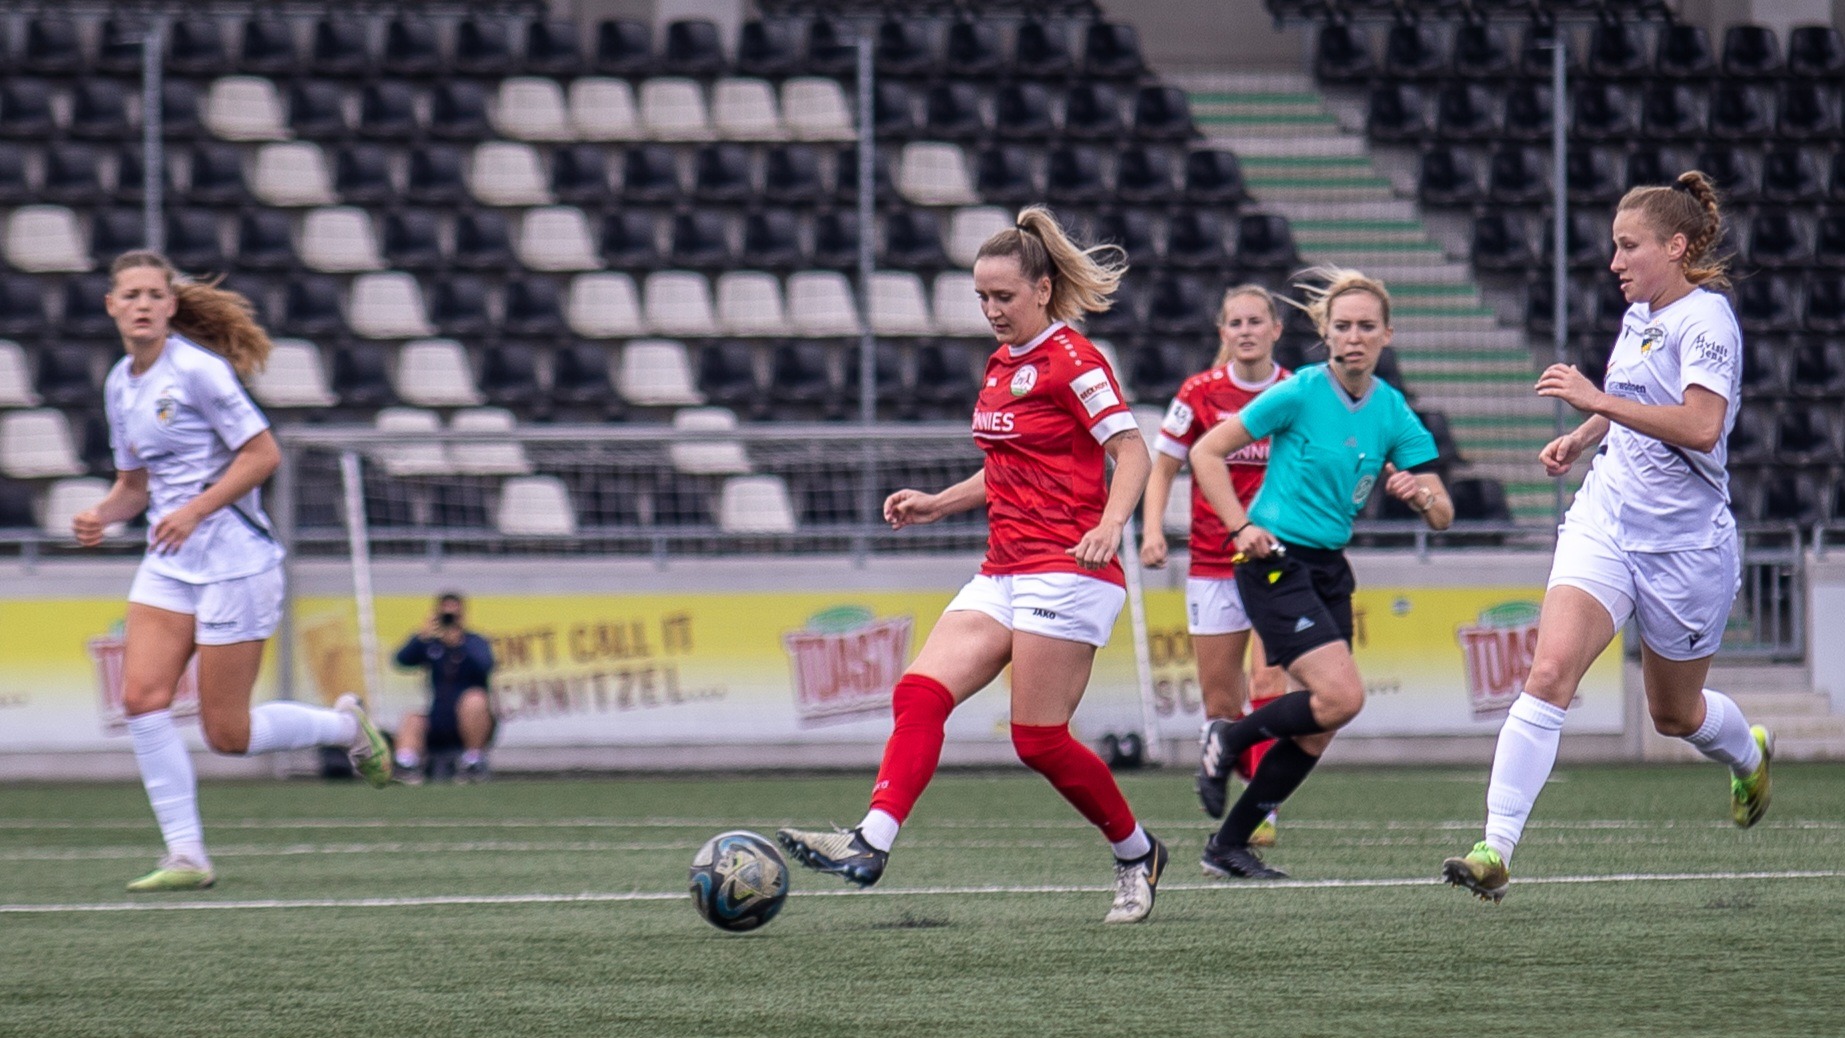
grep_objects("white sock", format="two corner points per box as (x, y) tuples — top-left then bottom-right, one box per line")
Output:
(1683, 689), (1762, 777)
(246, 702), (357, 755)
(1483, 694), (1568, 864)
(395, 749), (421, 770)
(1110, 824), (1152, 861)
(127, 710), (208, 865)
(857, 808), (900, 852)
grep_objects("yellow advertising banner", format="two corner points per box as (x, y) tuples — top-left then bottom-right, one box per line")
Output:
(0, 582), (1618, 754)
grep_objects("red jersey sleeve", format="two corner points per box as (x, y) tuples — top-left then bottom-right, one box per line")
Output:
(1059, 340), (1138, 445)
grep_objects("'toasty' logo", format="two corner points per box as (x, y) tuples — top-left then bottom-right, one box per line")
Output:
(782, 606), (913, 727)
(1457, 601), (1542, 720)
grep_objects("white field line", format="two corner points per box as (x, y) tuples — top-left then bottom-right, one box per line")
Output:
(4, 870), (1842, 915)
(4, 817), (1842, 832)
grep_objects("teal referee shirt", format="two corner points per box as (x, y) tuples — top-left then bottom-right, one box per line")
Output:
(1236, 363), (1439, 550)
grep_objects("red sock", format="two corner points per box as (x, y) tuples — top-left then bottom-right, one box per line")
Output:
(1236, 694), (1283, 782)
(867, 674), (956, 823)
(1011, 723), (1138, 842)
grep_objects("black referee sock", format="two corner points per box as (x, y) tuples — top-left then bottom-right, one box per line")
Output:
(1221, 689), (1327, 759)
(1217, 740), (1321, 847)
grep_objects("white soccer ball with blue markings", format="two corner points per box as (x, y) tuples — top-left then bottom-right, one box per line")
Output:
(689, 830), (790, 932)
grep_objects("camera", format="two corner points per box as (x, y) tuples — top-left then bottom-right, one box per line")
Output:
(438, 610), (459, 628)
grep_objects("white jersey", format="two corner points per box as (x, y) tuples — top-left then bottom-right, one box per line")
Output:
(106, 335), (284, 583)
(1567, 287), (1740, 552)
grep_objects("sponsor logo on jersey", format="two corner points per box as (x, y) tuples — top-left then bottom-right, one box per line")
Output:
(1226, 440), (1271, 465)
(1692, 332), (1729, 365)
(971, 410), (1016, 434)
(1160, 400), (1195, 437)
(1010, 366), (1038, 397)
(1070, 367), (1119, 417)
(1352, 472), (1375, 506)
(1031, 607), (1058, 619)
(1639, 325), (1665, 355)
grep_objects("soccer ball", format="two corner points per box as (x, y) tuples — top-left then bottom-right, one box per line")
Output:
(688, 830), (790, 933)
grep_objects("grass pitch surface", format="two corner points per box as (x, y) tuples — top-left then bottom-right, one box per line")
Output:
(4, 764), (1842, 1038)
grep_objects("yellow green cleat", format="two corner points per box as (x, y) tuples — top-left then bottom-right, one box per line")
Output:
(126, 854), (215, 893)
(335, 693), (394, 789)
(1249, 817), (1278, 848)
(1441, 841), (1508, 903)
(1730, 725), (1774, 829)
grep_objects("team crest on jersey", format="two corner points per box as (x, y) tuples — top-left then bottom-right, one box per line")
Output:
(1352, 473), (1375, 506)
(1639, 325), (1665, 355)
(1010, 366), (1038, 397)
(154, 387), (180, 425)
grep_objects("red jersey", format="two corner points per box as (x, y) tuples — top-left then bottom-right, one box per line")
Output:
(1153, 364), (1290, 579)
(971, 322), (1139, 587)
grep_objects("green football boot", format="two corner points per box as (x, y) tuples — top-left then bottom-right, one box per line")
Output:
(126, 854), (215, 893)
(336, 693), (394, 789)
(1731, 725), (1775, 829)
(1441, 841), (1509, 903)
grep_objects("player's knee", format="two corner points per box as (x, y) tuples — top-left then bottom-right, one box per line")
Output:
(199, 716), (249, 755)
(457, 689), (491, 719)
(1648, 700), (1701, 738)
(1522, 657), (1578, 707)
(1315, 683), (1364, 728)
(120, 677), (173, 717)
(1010, 723), (1069, 770)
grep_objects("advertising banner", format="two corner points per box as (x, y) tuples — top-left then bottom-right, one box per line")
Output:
(0, 579), (1617, 755)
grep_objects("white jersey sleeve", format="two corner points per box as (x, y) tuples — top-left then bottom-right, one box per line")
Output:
(104, 357), (141, 472)
(1677, 309), (1741, 404)
(191, 350), (272, 452)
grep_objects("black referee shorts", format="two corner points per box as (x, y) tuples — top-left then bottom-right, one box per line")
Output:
(1233, 542), (1356, 669)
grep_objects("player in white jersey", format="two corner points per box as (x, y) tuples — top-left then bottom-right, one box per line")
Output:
(1443, 172), (1773, 903)
(71, 251), (392, 893)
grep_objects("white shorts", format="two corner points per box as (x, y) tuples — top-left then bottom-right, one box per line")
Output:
(945, 572), (1126, 648)
(1185, 576), (1253, 636)
(1547, 520), (1739, 662)
(128, 564), (285, 646)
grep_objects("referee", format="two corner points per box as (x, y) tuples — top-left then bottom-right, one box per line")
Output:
(1187, 266), (1452, 879)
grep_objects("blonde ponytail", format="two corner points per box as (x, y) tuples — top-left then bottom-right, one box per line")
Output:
(975, 205), (1128, 325)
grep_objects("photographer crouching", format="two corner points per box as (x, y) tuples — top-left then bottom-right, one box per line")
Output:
(392, 592), (496, 783)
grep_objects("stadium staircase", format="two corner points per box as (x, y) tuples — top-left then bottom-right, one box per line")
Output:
(1178, 69), (1576, 522)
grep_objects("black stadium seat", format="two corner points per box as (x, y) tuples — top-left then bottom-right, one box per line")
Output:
(453, 211), (515, 271)
(1064, 83), (1127, 139)
(740, 210), (803, 270)
(1777, 82), (1839, 140)
(994, 83), (1057, 140)
(312, 18), (371, 77)
(762, 145), (825, 206)
(974, 145), (1038, 204)
(662, 19), (725, 78)
(382, 209), (443, 270)
(1133, 86), (1194, 141)
(1045, 145), (1109, 204)
(1451, 22), (1514, 79)
(237, 210), (298, 271)
(1722, 25), (1782, 77)
(358, 82), (419, 140)
(1571, 83), (1636, 141)
(407, 145), (468, 204)
(811, 205), (863, 265)
(23, 17), (84, 76)
(880, 210), (948, 272)
(0, 145), (30, 205)
(925, 83), (987, 140)
(1184, 149), (1247, 206)
(1709, 83), (1772, 140)
(1747, 211), (1812, 269)
(1237, 214), (1300, 270)
(736, 19), (801, 79)
(69, 80), (133, 141)
(0, 80), (55, 139)
(526, 20), (583, 76)
(1762, 146), (1824, 204)
(241, 17), (299, 74)
(1166, 211), (1227, 269)
(42, 144), (105, 205)
(1789, 26), (1845, 77)
(431, 274), (492, 337)
(335, 143), (395, 205)
(382, 17), (442, 77)
(1367, 83), (1429, 142)
(945, 21), (1005, 79)
(1587, 22), (1649, 78)
(1487, 146), (1548, 206)
(167, 18), (227, 76)
(1417, 146), (1482, 207)
(1315, 23), (1375, 83)
(1655, 24), (1717, 78)
(668, 211), (735, 269)
(1640, 83), (1703, 141)
(596, 19), (654, 78)
(601, 210), (662, 269)
(1566, 148), (1621, 204)
(1472, 213), (1534, 271)
(1014, 20), (1076, 79)
(1383, 21), (1446, 78)
(872, 81), (919, 138)
(289, 80), (349, 140)
(503, 279), (566, 339)
(455, 17), (517, 77)
(1084, 22), (1147, 80)
(1500, 82), (1553, 143)
(876, 18), (938, 78)
(1116, 146), (1177, 204)
(1435, 82), (1497, 140)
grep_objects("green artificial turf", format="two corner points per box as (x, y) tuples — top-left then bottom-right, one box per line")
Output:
(3, 765), (1841, 1038)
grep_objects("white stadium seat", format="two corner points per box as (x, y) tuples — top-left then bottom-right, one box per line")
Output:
(41, 478), (121, 539)
(566, 273), (646, 338)
(568, 78), (643, 141)
(204, 76), (291, 141)
(714, 271), (790, 337)
(0, 340), (40, 407)
(251, 142), (337, 206)
(618, 339), (703, 406)
(640, 77), (713, 141)
(785, 271), (860, 337)
(4, 206), (93, 273)
(371, 407), (453, 476)
(897, 142), (978, 206)
(1132, 404), (1165, 449)
(516, 207), (601, 272)
(669, 406), (751, 476)
(467, 142), (553, 207)
(490, 77), (574, 142)
(0, 409), (85, 478)
(781, 78), (855, 141)
(643, 271), (718, 337)
(496, 476), (577, 536)
(719, 475), (797, 534)
(448, 407), (532, 476)
(947, 206), (1013, 268)
(1163, 474), (1193, 534)
(931, 272), (989, 338)
(867, 271), (934, 336)
(347, 272), (435, 339)
(299, 207), (386, 272)
(711, 77), (786, 140)
(394, 338), (483, 407)
(248, 338), (336, 408)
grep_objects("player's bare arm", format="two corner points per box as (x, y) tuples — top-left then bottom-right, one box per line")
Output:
(71, 468), (151, 547)
(884, 470), (987, 529)
(1383, 463), (1454, 531)
(150, 429), (281, 554)
(1537, 364), (1727, 453)
(1137, 452), (1185, 568)
(1539, 414), (1612, 476)
(1190, 417), (1276, 558)
(1068, 429), (1150, 569)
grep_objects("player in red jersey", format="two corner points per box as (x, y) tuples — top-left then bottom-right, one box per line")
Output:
(779, 206), (1168, 924)
(1138, 285), (1291, 843)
